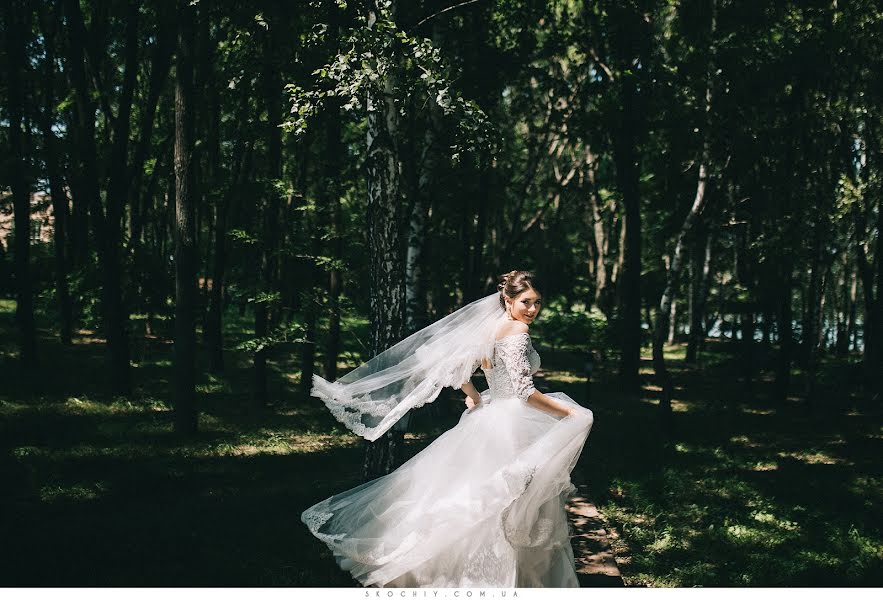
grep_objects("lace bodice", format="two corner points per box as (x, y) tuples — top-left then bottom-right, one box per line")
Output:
(482, 333), (541, 402)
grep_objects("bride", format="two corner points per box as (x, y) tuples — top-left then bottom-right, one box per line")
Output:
(302, 270), (595, 587)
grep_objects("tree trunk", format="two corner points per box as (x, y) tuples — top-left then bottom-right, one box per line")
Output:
(173, 0), (198, 435)
(323, 5), (344, 382)
(667, 298), (678, 344)
(586, 148), (614, 316)
(775, 264), (794, 404)
(206, 93), (249, 374)
(299, 136), (319, 403)
(128, 10), (174, 322)
(36, 2), (73, 347)
(802, 211), (828, 405)
(63, 0), (134, 395)
(253, 10), (284, 409)
(653, 0), (716, 430)
(874, 171), (883, 401)
(685, 221), (712, 364)
(845, 267), (858, 354)
(363, 0), (408, 482)
(3, 0), (38, 370)
(614, 72), (643, 396)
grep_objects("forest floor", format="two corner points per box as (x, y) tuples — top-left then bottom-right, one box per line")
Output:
(1, 299), (881, 586)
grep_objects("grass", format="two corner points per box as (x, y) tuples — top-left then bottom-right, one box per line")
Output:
(1, 300), (881, 586)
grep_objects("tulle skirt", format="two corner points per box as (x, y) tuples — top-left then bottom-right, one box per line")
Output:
(301, 389), (594, 587)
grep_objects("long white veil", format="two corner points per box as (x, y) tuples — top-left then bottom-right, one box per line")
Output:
(311, 291), (506, 441)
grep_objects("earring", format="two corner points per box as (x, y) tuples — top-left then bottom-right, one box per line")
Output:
(506, 304), (514, 320)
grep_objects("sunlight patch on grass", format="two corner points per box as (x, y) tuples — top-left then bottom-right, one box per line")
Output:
(214, 431), (361, 457)
(662, 344), (691, 362)
(729, 435), (764, 448)
(751, 510), (799, 531)
(671, 400), (690, 413)
(0, 399), (30, 416)
(542, 370), (584, 384)
(39, 481), (110, 503)
(723, 520), (792, 547)
(742, 407), (776, 416)
(749, 460), (779, 471)
(776, 449), (850, 466)
(59, 395), (171, 416)
(196, 382), (230, 394)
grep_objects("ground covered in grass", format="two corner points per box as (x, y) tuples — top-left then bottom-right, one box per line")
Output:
(1, 300), (881, 586)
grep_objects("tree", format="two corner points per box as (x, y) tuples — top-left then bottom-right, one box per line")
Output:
(2, 0), (38, 370)
(173, 0), (198, 435)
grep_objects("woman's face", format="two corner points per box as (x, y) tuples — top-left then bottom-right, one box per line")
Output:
(507, 289), (542, 325)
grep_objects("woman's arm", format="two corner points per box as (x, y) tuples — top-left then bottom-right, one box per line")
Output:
(460, 380), (482, 409)
(526, 389), (576, 418)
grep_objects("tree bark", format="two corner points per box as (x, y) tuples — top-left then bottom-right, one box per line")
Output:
(3, 0), (38, 369)
(585, 148), (615, 316)
(685, 220), (712, 364)
(363, 0), (408, 482)
(652, 0), (716, 429)
(36, 2), (73, 347)
(607, 1), (649, 397)
(63, 0), (134, 395)
(614, 72), (643, 396)
(205, 93), (249, 373)
(322, 4), (344, 382)
(253, 8), (285, 409)
(173, 0), (198, 435)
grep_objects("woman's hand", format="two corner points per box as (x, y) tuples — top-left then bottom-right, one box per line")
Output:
(460, 381), (482, 410)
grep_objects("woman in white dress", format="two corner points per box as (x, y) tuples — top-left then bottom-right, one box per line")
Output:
(302, 270), (595, 587)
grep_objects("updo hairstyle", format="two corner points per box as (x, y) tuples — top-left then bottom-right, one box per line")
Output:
(496, 270), (542, 311)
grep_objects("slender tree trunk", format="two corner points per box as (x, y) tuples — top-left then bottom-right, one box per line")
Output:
(845, 267), (858, 354)
(802, 211), (828, 405)
(685, 221), (712, 364)
(253, 11), (284, 409)
(667, 298), (678, 344)
(322, 3), (344, 382)
(586, 148), (614, 316)
(37, 2), (73, 346)
(615, 73), (643, 396)
(405, 93), (433, 334)
(874, 170), (883, 401)
(363, 0), (408, 482)
(128, 11), (173, 321)
(206, 94), (249, 373)
(173, 0), (198, 435)
(299, 137), (320, 402)
(64, 0), (134, 395)
(3, 0), (38, 369)
(653, 0), (716, 429)
(775, 265), (794, 404)
(324, 159), (344, 382)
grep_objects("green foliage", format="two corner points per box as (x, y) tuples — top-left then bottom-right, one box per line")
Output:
(235, 320), (307, 355)
(283, 1), (495, 162)
(534, 299), (608, 351)
(227, 228), (261, 246)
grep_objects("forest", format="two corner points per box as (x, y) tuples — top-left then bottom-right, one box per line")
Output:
(1, 0), (881, 588)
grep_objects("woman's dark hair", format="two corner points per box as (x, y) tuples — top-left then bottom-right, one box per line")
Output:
(497, 270), (543, 311)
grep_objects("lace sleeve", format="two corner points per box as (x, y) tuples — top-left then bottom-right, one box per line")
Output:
(496, 334), (537, 402)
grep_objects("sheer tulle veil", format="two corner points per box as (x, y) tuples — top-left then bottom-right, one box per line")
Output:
(310, 292), (507, 442)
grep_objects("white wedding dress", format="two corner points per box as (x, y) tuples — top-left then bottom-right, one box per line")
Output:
(302, 331), (595, 587)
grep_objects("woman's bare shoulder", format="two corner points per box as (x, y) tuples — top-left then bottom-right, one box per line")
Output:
(495, 320), (529, 340)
